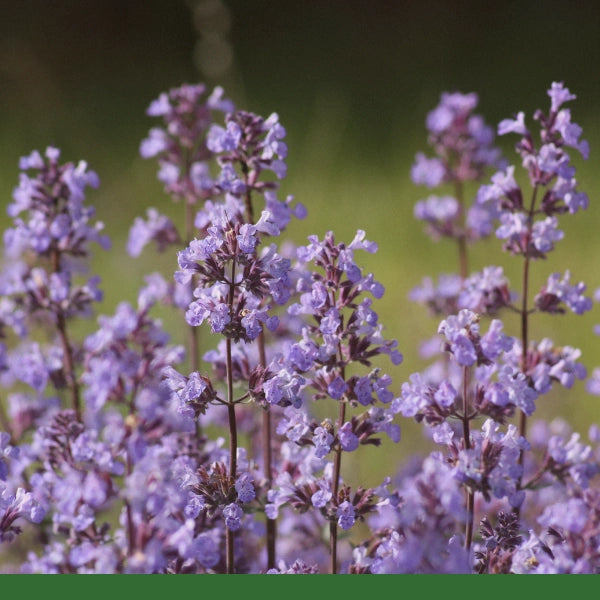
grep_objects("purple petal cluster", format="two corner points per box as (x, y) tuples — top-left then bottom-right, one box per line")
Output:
(438, 310), (513, 367)
(535, 270), (593, 315)
(140, 83), (234, 202)
(477, 82), (589, 258)
(412, 91), (503, 186)
(0, 79), (599, 575)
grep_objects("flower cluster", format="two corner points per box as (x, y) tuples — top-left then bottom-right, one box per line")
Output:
(0, 80), (598, 575)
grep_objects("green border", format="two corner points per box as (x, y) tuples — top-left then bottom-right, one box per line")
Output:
(0, 573), (592, 598)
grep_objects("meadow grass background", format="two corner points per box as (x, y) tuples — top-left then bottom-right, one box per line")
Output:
(1, 0), (599, 490)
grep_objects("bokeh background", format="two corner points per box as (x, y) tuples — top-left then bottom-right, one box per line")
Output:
(1, 0), (599, 484)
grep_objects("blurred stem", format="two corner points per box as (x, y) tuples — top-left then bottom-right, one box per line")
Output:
(244, 173), (277, 569)
(56, 312), (81, 421)
(514, 185), (539, 521)
(454, 181), (469, 280)
(125, 450), (136, 558)
(330, 398), (346, 575)
(51, 248), (81, 421)
(225, 339), (237, 573)
(259, 331), (277, 570)
(329, 288), (346, 574)
(185, 200), (200, 375)
(517, 188), (539, 462)
(462, 365), (474, 551)
(225, 258), (238, 574)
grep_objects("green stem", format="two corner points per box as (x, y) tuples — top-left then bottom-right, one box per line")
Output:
(462, 365), (474, 551)
(224, 258), (238, 574)
(454, 181), (468, 280)
(244, 173), (277, 569)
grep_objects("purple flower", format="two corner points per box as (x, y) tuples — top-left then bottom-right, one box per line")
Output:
(0, 432), (18, 481)
(312, 425), (334, 458)
(339, 422), (359, 452)
(531, 216), (564, 253)
(410, 274), (462, 316)
(539, 498), (589, 535)
(458, 266), (512, 314)
(222, 502), (243, 531)
(235, 472), (256, 504)
(327, 375), (348, 400)
(236, 223), (258, 253)
(498, 111), (528, 136)
(586, 368), (600, 396)
(311, 480), (332, 508)
(206, 121), (242, 153)
(336, 501), (356, 530)
(411, 153), (446, 187)
(413, 91), (502, 192)
(139, 83), (233, 202)
(127, 208), (180, 257)
(535, 270), (592, 315)
(438, 310), (478, 366)
(548, 81), (577, 113)
(480, 319), (514, 361)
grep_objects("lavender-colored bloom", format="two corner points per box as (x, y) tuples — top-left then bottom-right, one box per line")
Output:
(236, 223), (258, 253)
(554, 109), (590, 159)
(428, 92), (475, 132)
(535, 270), (592, 315)
(449, 420), (529, 506)
(480, 319), (514, 361)
(538, 497), (589, 535)
(547, 432), (597, 488)
(336, 501), (356, 530)
(409, 273), (462, 316)
(140, 83), (233, 202)
(0, 432), (18, 481)
(438, 310), (479, 366)
(206, 121), (242, 153)
(9, 342), (49, 392)
(548, 81), (577, 113)
(327, 375), (347, 400)
(414, 195), (461, 240)
(348, 229), (378, 253)
(498, 111), (528, 136)
(311, 481), (332, 508)
(476, 165), (520, 209)
(276, 407), (311, 443)
(368, 406), (401, 443)
(241, 307), (279, 341)
(351, 376), (373, 406)
(84, 302), (139, 352)
(411, 153), (445, 187)
(531, 216), (564, 253)
(432, 421), (455, 445)
(264, 368), (305, 408)
(457, 266), (512, 314)
(127, 208), (180, 257)
(520, 338), (587, 393)
(312, 426), (334, 458)
(496, 364), (538, 416)
(412, 91), (502, 196)
(495, 211), (528, 246)
(414, 195), (459, 223)
(338, 422), (359, 452)
(586, 368), (600, 396)
(433, 380), (457, 408)
(398, 372), (435, 419)
(235, 472), (256, 504)
(1, 483), (46, 542)
(552, 175), (589, 214)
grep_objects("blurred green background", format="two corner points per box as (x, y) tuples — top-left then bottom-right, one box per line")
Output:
(1, 0), (599, 484)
